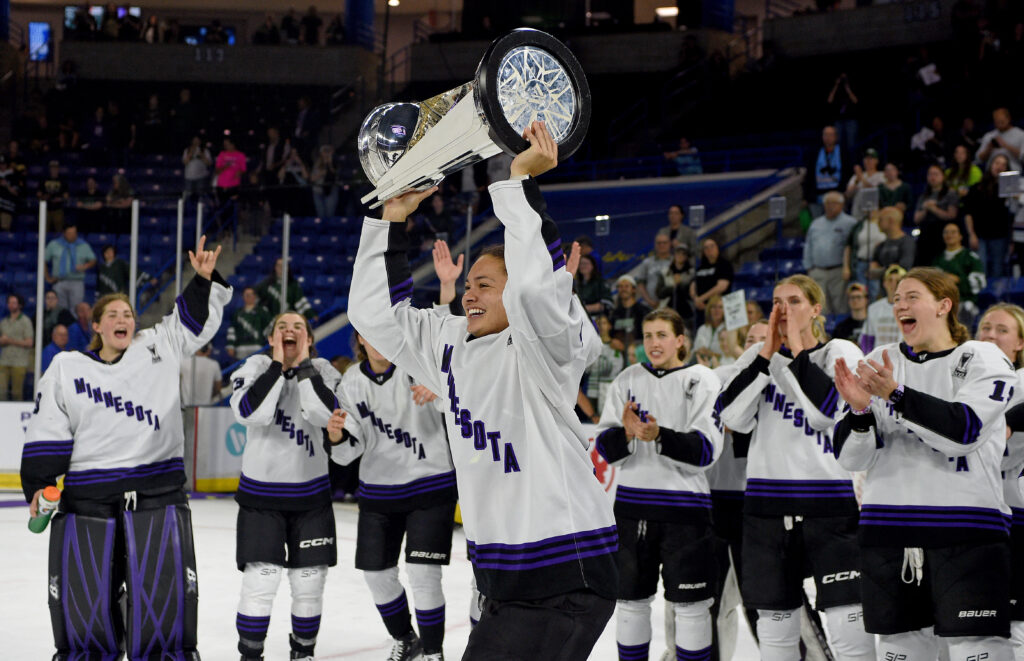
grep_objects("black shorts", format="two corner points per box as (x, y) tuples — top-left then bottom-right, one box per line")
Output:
(354, 502), (456, 571)
(860, 541), (1011, 637)
(236, 504), (337, 571)
(741, 514), (861, 611)
(616, 515), (716, 603)
(1012, 527), (1024, 621)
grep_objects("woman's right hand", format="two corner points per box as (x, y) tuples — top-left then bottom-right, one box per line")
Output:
(759, 303), (783, 359)
(270, 332), (284, 364)
(29, 489), (43, 517)
(834, 358), (872, 411)
(326, 409), (347, 444)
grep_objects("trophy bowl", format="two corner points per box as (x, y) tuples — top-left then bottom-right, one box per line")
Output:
(358, 28), (590, 208)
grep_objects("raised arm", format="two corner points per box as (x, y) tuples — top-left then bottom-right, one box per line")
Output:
(777, 340), (863, 431)
(160, 236), (232, 358)
(229, 355), (285, 427)
(296, 358), (341, 427)
(717, 343), (772, 433)
(348, 188), (448, 396)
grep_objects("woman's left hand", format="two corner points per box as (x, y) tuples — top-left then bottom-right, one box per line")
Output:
(855, 350), (898, 399)
(189, 235), (222, 280)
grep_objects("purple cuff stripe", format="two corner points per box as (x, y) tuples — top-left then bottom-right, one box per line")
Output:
(546, 239), (562, 253)
(678, 645), (712, 661)
(618, 641), (649, 660)
(175, 296), (203, 335)
(239, 392), (253, 418)
(291, 614), (321, 633)
(415, 605), (445, 626)
(376, 592), (409, 617)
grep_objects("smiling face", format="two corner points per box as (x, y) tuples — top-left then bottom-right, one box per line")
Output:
(702, 239), (719, 263)
(892, 277), (952, 349)
(462, 255), (509, 337)
(270, 313), (312, 364)
(643, 318), (685, 369)
(93, 300), (136, 354)
(954, 144), (969, 166)
(707, 299), (725, 326)
(977, 309), (1024, 364)
(942, 223), (963, 250)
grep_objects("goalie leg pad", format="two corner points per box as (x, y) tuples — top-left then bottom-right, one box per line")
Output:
(49, 512), (125, 659)
(122, 504), (199, 660)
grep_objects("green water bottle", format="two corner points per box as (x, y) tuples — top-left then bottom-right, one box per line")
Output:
(28, 486), (61, 534)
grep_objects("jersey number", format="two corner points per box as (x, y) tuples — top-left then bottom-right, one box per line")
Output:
(989, 380), (1014, 403)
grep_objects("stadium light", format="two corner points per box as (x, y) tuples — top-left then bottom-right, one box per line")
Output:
(388, 0), (400, 6)
(655, 6), (679, 17)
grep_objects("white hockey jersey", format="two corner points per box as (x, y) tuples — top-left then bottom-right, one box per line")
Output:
(717, 340), (863, 517)
(834, 341), (1015, 547)
(706, 364), (749, 500)
(1005, 369), (1024, 529)
(594, 362), (723, 522)
(229, 354), (340, 510)
(20, 274), (231, 503)
(335, 360), (456, 513)
(348, 177), (618, 602)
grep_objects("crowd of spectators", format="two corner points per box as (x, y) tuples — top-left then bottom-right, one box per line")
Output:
(62, 4), (349, 47)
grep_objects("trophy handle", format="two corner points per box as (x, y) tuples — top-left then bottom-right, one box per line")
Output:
(473, 28), (591, 160)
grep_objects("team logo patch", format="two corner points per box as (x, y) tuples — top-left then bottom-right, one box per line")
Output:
(953, 351), (974, 379)
(147, 344), (162, 364)
(186, 567), (198, 594)
(507, 336), (513, 347)
(391, 125), (406, 137)
(233, 378), (244, 390)
(685, 379), (698, 400)
(49, 574), (59, 600)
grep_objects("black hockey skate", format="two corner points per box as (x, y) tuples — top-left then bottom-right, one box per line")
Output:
(290, 632), (316, 660)
(386, 631), (423, 661)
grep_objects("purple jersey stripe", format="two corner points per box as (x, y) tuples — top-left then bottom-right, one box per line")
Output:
(64, 458), (184, 486)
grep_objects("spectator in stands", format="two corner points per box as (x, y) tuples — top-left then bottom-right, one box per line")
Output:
(827, 73), (859, 159)
(579, 315), (625, 423)
(660, 204), (699, 257)
(75, 176), (105, 234)
(205, 19), (228, 44)
(326, 13), (346, 45)
(574, 235), (596, 258)
(635, 231), (673, 308)
(860, 264), (905, 353)
(946, 143), (983, 199)
(610, 275), (650, 348)
(41, 324), (70, 375)
(278, 148), (310, 216)
(105, 173), (134, 233)
(877, 162), (913, 213)
(37, 160), (69, 233)
(180, 344), (223, 406)
(182, 136), (213, 202)
(803, 191), (856, 314)
(310, 144), (339, 218)
(690, 236), (733, 319)
(693, 295), (732, 367)
(964, 153), (1013, 280)
(142, 15), (160, 43)
(663, 136), (703, 175)
(292, 96), (321, 159)
(57, 116), (80, 151)
(575, 253), (611, 317)
(42, 290), (75, 344)
(832, 282), (869, 345)
(170, 88), (198, 149)
(934, 221), (985, 326)
(845, 147), (884, 220)
(301, 5), (323, 45)
(281, 8), (301, 44)
(959, 116), (981, 155)
(330, 355), (354, 374)
(804, 125), (845, 215)
(419, 193), (453, 242)
(0, 294), (33, 401)
(67, 301), (93, 352)
(136, 93), (166, 154)
(96, 244), (130, 297)
(43, 224), (96, 311)
(912, 164), (960, 267)
(253, 13), (282, 44)
(119, 10), (142, 41)
(226, 287), (273, 360)
(977, 107), (1024, 170)
(100, 2), (120, 40)
(870, 206), (916, 288)
(163, 18), (180, 43)
(257, 258), (314, 319)
(215, 135), (247, 208)
(656, 244), (696, 326)
(843, 208), (885, 299)
(0, 155), (19, 231)
(104, 100), (132, 166)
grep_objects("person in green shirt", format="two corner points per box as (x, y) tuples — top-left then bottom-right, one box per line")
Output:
(0, 293), (34, 401)
(256, 258), (314, 319)
(97, 244), (130, 297)
(43, 223), (96, 311)
(226, 287), (274, 359)
(933, 222), (986, 325)
(877, 162), (914, 213)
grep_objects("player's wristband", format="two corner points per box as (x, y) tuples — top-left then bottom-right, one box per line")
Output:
(850, 401), (872, 415)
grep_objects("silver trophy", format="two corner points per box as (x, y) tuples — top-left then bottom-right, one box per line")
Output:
(358, 28), (591, 208)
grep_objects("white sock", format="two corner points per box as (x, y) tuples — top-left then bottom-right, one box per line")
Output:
(878, 628), (939, 661)
(823, 604), (874, 661)
(946, 635), (1014, 661)
(756, 608), (801, 661)
(1010, 621), (1024, 661)
(673, 598), (714, 658)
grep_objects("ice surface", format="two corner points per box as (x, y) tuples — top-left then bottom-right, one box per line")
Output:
(2, 497), (761, 659)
